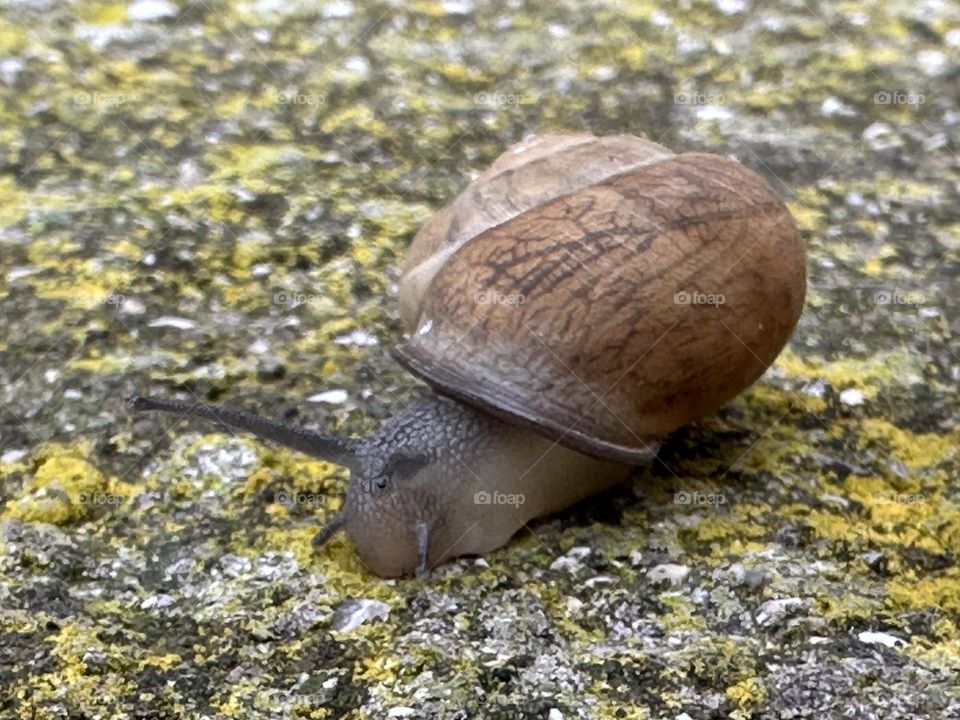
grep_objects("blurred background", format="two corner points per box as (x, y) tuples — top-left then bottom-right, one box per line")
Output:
(0, 1), (958, 718)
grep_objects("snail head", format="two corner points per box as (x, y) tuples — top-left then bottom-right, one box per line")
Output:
(128, 394), (492, 577)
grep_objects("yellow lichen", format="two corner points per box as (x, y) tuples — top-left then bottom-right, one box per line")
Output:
(776, 347), (924, 401)
(2, 443), (134, 525)
(858, 418), (958, 472)
(726, 676), (767, 716)
(887, 573), (960, 615)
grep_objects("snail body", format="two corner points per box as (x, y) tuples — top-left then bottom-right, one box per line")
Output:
(133, 133), (805, 577)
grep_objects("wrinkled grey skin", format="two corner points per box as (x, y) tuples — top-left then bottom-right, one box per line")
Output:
(132, 393), (631, 577)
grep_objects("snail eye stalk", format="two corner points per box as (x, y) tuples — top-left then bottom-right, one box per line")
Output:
(129, 395), (358, 468)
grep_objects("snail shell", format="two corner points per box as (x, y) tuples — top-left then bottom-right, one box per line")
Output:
(395, 133), (805, 462)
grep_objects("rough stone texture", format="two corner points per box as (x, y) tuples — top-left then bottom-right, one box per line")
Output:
(0, 0), (958, 718)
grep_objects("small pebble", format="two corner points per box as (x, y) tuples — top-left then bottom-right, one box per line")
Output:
(858, 630), (906, 648)
(334, 329), (378, 346)
(148, 316), (196, 330)
(331, 599), (391, 633)
(839, 388), (864, 406)
(648, 563), (690, 585)
(307, 389), (349, 404)
(128, 0), (177, 21)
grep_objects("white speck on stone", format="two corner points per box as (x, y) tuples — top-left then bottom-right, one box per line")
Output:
(590, 66), (617, 82)
(388, 708), (417, 718)
(695, 105), (734, 122)
(6, 265), (38, 282)
(802, 379), (828, 398)
(307, 389), (349, 404)
(128, 0), (177, 21)
(711, 38), (732, 55)
(44, 369), (59, 384)
(251, 262), (272, 278)
(550, 546), (590, 572)
(920, 306), (939, 318)
(195, 442), (258, 482)
(584, 574), (619, 588)
(917, 50), (947, 76)
(839, 388), (865, 406)
(331, 599), (391, 633)
(548, 709), (564, 720)
(249, 338), (270, 354)
(821, 96), (855, 117)
(863, 122), (903, 151)
(547, 22), (568, 37)
(417, 319), (433, 335)
(164, 557), (193, 579)
(1, 449), (27, 464)
(442, 0), (473, 14)
(141, 593), (174, 610)
(64, 389), (82, 400)
(715, 0), (746, 15)
(650, 11), (671, 26)
(323, 0), (353, 19)
(550, 555), (580, 572)
(648, 563), (690, 585)
(218, 554), (254, 578)
(820, 493), (850, 509)
(120, 297), (146, 315)
(0, 58), (24, 85)
(323, 0), (354, 18)
(252, 0), (285, 13)
(858, 630), (906, 648)
(757, 597), (804, 625)
(148, 316), (196, 330)
(343, 55), (370, 76)
(334, 329), (378, 346)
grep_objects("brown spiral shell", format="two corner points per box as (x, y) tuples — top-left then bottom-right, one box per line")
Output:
(394, 133), (806, 463)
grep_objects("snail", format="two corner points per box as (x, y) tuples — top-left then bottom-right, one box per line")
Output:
(132, 133), (805, 578)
